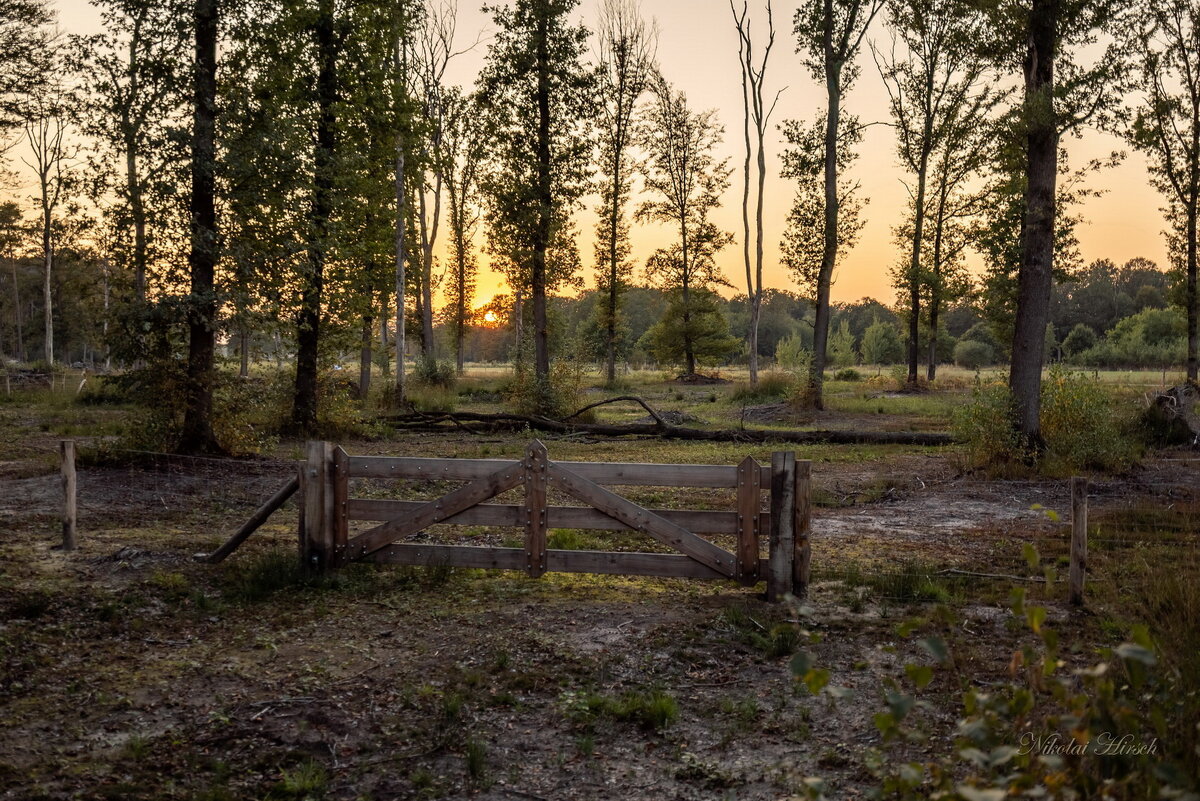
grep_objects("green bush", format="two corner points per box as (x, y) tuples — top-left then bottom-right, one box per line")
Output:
(832, 368), (862, 382)
(413, 354), (456, 388)
(504, 359), (589, 419)
(775, 334), (812, 373)
(954, 370), (1140, 474)
(953, 339), (994, 370)
(860, 320), (904, 365)
(730, 372), (796, 404)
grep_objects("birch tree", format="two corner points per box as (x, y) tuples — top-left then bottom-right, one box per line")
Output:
(731, 0), (782, 385)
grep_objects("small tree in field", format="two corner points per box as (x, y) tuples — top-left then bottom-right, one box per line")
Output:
(637, 75), (733, 377)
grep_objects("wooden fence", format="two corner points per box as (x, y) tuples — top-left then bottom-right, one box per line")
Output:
(298, 440), (813, 601)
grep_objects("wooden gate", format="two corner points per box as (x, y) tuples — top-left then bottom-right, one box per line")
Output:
(299, 440), (812, 601)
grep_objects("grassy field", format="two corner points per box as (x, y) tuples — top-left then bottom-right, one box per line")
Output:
(0, 366), (1197, 800)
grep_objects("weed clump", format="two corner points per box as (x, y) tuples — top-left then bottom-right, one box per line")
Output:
(729, 372), (796, 404)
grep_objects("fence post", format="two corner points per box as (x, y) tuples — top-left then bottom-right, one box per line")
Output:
(736, 456), (762, 585)
(768, 452), (796, 602)
(331, 446), (350, 567)
(302, 440), (333, 570)
(524, 440), (548, 578)
(60, 440), (77, 551)
(1070, 476), (1088, 605)
(793, 459), (813, 597)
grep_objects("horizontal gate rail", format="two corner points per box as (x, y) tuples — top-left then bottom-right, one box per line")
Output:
(347, 455), (772, 488)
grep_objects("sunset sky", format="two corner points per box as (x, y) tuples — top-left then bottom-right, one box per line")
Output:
(47, 0), (1170, 309)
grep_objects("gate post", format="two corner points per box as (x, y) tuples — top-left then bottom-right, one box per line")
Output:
(524, 440), (548, 578)
(794, 459), (813, 597)
(736, 456), (761, 585)
(301, 441), (336, 571)
(768, 452), (795, 602)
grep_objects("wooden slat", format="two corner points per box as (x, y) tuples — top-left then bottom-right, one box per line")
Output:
(331, 446), (349, 566)
(345, 461), (524, 559)
(548, 462), (737, 577)
(736, 456), (761, 585)
(793, 459), (813, 597)
(367, 544), (526, 570)
(767, 451), (795, 602)
(547, 550), (726, 579)
(524, 440), (548, 578)
(345, 498), (761, 534)
(348, 454), (771, 488)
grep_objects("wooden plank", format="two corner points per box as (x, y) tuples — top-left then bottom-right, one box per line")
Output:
(767, 451), (796, 602)
(345, 498), (756, 534)
(331, 446), (349, 566)
(548, 462), (737, 577)
(547, 550), (727, 579)
(199, 476), (299, 564)
(302, 441), (326, 569)
(1069, 476), (1088, 606)
(345, 461), (524, 559)
(60, 440), (77, 551)
(348, 454), (769, 488)
(524, 440), (548, 578)
(368, 544), (526, 570)
(736, 456), (761, 585)
(793, 459), (813, 597)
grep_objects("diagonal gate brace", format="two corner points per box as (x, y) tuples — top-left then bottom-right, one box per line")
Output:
(345, 460), (523, 560)
(547, 461), (737, 578)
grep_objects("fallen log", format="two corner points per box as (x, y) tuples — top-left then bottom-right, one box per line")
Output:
(384, 407), (956, 447)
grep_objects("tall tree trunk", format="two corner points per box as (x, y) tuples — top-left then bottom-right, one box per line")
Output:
(739, 52), (755, 384)
(293, 0), (337, 433)
(12, 260), (24, 362)
(179, 0), (220, 453)
(752, 106), (767, 384)
(124, 133), (148, 304)
(907, 155), (930, 386)
(239, 323), (249, 378)
(808, 13), (840, 411)
(680, 219), (694, 376)
(1186, 196), (1197, 383)
(359, 310), (373, 400)
(1009, 0), (1059, 448)
(529, 11), (553, 395)
(41, 179), (53, 365)
(927, 197), (946, 382)
(394, 148), (406, 400)
(605, 144), (622, 385)
(417, 184), (439, 358)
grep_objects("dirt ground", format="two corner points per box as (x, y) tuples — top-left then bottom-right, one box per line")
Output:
(1, 399), (1197, 800)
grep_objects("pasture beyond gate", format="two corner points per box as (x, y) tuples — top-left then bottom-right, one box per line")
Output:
(297, 440), (813, 601)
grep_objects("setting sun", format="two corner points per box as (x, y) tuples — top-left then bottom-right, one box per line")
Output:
(483, 310), (499, 324)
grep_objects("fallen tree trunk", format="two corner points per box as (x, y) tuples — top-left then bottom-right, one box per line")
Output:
(384, 408), (956, 447)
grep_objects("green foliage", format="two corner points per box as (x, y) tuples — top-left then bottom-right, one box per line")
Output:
(1075, 307), (1187, 368)
(832, 368), (862, 382)
(730, 372), (796, 404)
(775, 334), (812, 372)
(413, 354), (456, 389)
(1060, 322), (1097, 357)
(270, 759), (327, 800)
(828, 319), (859, 367)
(503, 358), (589, 419)
(860, 319), (904, 365)
(560, 687), (679, 732)
(955, 371), (1140, 474)
(953, 339), (994, 370)
(639, 289), (739, 371)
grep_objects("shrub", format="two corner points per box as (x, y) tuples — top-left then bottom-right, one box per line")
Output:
(954, 370), (1140, 474)
(504, 359), (589, 419)
(413, 354), (455, 388)
(730, 372), (796, 404)
(1061, 322), (1097, 358)
(832, 368), (862, 382)
(775, 334), (812, 373)
(860, 320), (904, 365)
(953, 339), (994, 370)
